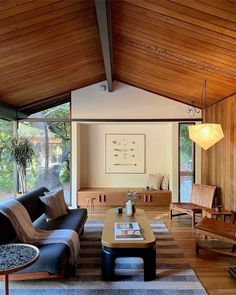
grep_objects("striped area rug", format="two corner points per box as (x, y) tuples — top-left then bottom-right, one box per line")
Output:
(2, 221), (207, 295)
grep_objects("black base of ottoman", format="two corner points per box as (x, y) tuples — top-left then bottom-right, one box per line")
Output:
(101, 246), (156, 281)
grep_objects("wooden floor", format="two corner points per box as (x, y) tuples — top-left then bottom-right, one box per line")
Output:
(88, 206), (236, 295)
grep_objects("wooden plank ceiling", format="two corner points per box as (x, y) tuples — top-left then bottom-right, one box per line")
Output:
(112, 0), (236, 108)
(0, 0), (236, 113)
(0, 0), (105, 110)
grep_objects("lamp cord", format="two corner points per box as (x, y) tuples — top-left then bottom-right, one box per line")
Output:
(201, 80), (207, 110)
(187, 80), (206, 118)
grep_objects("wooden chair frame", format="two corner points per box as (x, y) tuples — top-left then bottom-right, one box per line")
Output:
(169, 184), (216, 227)
(195, 217), (236, 257)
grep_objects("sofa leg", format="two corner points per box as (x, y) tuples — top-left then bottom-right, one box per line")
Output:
(80, 227), (84, 236)
(64, 265), (70, 278)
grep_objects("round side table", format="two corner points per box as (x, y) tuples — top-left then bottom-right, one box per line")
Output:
(0, 243), (39, 295)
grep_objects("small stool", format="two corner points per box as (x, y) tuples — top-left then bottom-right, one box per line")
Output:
(85, 197), (96, 213)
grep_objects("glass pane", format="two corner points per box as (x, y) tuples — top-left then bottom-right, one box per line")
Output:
(19, 105), (71, 204)
(179, 124), (194, 202)
(0, 119), (15, 202)
(29, 102), (70, 119)
(180, 175), (193, 202)
(180, 124), (193, 172)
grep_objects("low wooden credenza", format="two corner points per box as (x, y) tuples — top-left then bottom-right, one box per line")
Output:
(77, 188), (172, 208)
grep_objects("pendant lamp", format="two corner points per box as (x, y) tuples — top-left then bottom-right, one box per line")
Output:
(188, 81), (224, 150)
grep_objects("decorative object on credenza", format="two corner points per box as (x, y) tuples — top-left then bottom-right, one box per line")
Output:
(105, 133), (145, 174)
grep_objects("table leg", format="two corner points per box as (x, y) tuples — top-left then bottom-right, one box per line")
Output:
(4, 274), (9, 295)
(101, 247), (115, 280)
(143, 247), (156, 281)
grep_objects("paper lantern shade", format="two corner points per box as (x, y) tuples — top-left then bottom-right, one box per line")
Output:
(188, 124), (224, 150)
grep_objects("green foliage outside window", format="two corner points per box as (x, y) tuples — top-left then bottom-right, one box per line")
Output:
(0, 103), (71, 200)
(42, 104), (70, 185)
(0, 120), (14, 193)
(180, 124), (193, 170)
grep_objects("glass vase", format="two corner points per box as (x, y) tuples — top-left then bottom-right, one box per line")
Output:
(125, 200), (135, 216)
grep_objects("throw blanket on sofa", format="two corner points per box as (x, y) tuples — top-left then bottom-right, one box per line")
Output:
(0, 200), (79, 265)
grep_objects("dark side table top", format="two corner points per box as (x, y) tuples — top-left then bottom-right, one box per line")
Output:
(0, 243), (39, 275)
(203, 208), (232, 215)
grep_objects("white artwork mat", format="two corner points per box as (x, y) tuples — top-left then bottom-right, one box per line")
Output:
(105, 134), (145, 173)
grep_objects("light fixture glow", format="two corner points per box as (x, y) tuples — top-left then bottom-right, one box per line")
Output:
(188, 123), (224, 150)
(188, 80), (224, 150)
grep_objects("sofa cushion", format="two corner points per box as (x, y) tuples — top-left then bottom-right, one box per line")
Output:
(17, 243), (69, 275)
(40, 189), (68, 222)
(18, 187), (49, 222)
(33, 208), (87, 235)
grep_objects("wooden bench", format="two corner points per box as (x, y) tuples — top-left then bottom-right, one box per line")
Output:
(195, 217), (236, 257)
(169, 184), (216, 227)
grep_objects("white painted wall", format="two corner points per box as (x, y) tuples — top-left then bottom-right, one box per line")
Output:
(79, 124), (171, 188)
(71, 81), (201, 120)
(71, 81), (201, 203)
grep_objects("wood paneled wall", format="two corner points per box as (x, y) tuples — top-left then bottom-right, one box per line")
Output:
(202, 94), (236, 210)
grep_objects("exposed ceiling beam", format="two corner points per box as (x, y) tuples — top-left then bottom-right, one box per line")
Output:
(18, 92), (70, 117)
(0, 103), (28, 120)
(95, 0), (113, 92)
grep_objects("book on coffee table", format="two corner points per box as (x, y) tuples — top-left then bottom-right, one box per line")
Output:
(115, 222), (140, 230)
(115, 222), (143, 240)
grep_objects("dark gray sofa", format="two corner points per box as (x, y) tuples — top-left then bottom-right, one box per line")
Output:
(0, 187), (87, 279)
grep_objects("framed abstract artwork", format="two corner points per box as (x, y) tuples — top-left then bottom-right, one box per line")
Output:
(105, 133), (145, 174)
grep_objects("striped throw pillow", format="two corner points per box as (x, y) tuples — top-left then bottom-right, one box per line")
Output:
(161, 175), (169, 190)
(147, 173), (163, 190)
(40, 189), (68, 222)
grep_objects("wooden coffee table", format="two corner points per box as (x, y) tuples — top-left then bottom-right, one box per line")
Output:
(101, 208), (156, 281)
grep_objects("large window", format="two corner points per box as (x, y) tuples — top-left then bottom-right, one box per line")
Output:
(0, 103), (71, 204)
(19, 103), (71, 204)
(0, 119), (15, 201)
(178, 123), (195, 202)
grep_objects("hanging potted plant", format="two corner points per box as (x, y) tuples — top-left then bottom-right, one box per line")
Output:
(10, 136), (34, 194)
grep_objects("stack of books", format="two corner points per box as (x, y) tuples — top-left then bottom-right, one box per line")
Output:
(115, 222), (143, 240)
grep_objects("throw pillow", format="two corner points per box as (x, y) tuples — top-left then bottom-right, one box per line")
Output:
(40, 189), (68, 222)
(156, 173), (163, 190)
(147, 174), (157, 190)
(147, 173), (163, 190)
(161, 175), (169, 190)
